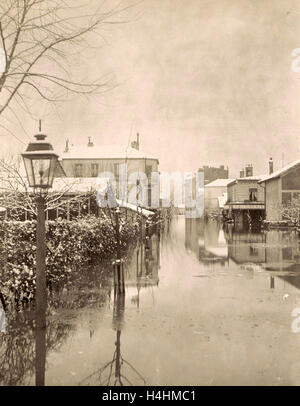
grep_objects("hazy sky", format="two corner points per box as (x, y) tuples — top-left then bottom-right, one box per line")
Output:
(2, 0), (300, 177)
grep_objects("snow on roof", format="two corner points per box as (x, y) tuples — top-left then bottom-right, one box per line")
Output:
(52, 178), (155, 216)
(115, 199), (154, 217)
(227, 174), (266, 186)
(52, 177), (101, 193)
(259, 158), (300, 183)
(61, 145), (158, 161)
(205, 179), (234, 187)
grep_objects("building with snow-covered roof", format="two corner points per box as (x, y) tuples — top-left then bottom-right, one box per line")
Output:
(204, 178), (234, 213)
(59, 136), (159, 208)
(224, 169), (266, 229)
(259, 157), (300, 222)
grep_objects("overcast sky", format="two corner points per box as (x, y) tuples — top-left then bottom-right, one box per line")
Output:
(2, 0), (300, 177)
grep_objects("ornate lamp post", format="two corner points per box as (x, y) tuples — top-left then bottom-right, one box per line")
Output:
(22, 131), (59, 386)
(21, 132), (59, 313)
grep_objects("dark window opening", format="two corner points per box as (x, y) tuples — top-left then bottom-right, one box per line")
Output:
(249, 188), (258, 202)
(74, 163), (83, 177)
(91, 163), (99, 177)
(282, 192), (292, 207)
(283, 247), (293, 261)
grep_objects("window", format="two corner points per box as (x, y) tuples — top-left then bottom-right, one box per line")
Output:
(282, 192), (292, 207)
(136, 179), (141, 201)
(293, 192), (300, 202)
(113, 163), (120, 198)
(283, 247), (292, 261)
(249, 188), (257, 202)
(113, 163), (119, 180)
(249, 246), (258, 256)
(146, 165), (152, 176)
(74, 163), (83, 177)
(91, 163), (99, 177)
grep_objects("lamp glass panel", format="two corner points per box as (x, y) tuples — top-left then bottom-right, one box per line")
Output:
(48, 156), (58, 187)
(32, 158), (51, 188)
(23, 157), (35, 187)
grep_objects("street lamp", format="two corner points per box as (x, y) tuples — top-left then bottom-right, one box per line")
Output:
(22, 132), (59, 311)
(22, 133), (58, 190)
(22, 131), (59, 387)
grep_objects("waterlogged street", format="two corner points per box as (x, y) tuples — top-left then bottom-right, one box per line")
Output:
(2, 215), (300, 386)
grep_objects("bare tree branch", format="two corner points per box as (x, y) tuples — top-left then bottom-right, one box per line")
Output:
(0, 0), (135, 138)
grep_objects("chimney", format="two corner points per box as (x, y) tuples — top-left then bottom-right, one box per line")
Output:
(240, 169), (245, 178)
(64, 138), (69, 153)
(269, 157), (273, 174)
(131, 133), (140, 150)
(245, 164), (253, 177)
(88, 137), (94, 147)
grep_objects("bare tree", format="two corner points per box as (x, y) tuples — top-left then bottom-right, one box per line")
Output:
(280, 201), (300, 226)
(0, 0), (133, 136)
(269, 199), (300, 226)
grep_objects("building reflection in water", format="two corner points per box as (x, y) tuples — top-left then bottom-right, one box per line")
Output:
(185, 218), (300, 291)
(0, 225), (161, 387)
(263, 230), (300, 290)
(185, 218), (228, 266)
(127, 231), (160, 309)
(224, 227), (266, 265)
(102, 229), (161, 385)
(78, 228), (162, 386)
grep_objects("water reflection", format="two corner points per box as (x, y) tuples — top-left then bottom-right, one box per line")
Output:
(111, 292), (146, 386)
(0, 268), (113, 386)
(79, 288), (146, 386)
(185, 218), (228, 266)
(125, 232), (160, 309)
(225, 227), (266, 265)
(110, 291), (146, 386)
(0, 290), (6, 332)
(0, 307), (76, 385)
(35, 306), (46, 386)
(7, 216), (300, 385)
(185, 218), (300, 291)
(0, 222), (161, 386)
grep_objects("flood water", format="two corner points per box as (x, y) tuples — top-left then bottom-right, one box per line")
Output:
(2, 216), (300, 386)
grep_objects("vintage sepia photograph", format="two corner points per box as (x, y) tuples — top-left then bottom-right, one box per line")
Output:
(0, 0), (300, 391)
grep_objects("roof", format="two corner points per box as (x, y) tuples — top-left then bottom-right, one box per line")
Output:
(0, 177), (100, 194)
(205, 179), (234, 187)
(51, 177), (155, 217)
(227, 174), (266, 186)
(259, 158), (300, 183)
(115, 200), (154, 218)
(52, 177), (101, 193)
(61, 144), (159, 161)
(224, 203), (265, 210)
